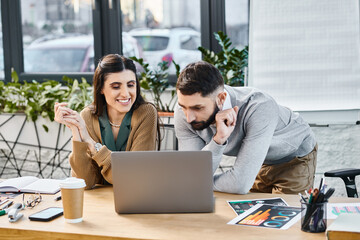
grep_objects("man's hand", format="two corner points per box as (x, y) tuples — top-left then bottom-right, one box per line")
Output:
(213, 106), (239, 145)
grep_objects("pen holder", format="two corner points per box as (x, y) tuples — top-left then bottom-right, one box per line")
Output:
(300, 200), (327, 233)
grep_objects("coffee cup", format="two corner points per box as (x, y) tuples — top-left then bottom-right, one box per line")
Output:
(59, 177), (86, 223)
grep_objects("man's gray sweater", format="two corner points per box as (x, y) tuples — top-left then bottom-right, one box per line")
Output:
(174, 85), (316, 194)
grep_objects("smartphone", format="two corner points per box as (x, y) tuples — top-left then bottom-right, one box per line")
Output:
(28, 207), (63, 222)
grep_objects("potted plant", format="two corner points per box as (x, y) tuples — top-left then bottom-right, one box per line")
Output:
(198, 31), (248, 86)
(0, 71), (92, 129)
(130, 31), (248, 113)
(130, 57), (180, 114)
(0, 71), (92, 178)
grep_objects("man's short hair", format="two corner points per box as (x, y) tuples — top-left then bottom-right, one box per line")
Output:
(176, 61), (224, 97)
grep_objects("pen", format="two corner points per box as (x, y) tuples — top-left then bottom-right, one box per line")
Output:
(298, 193), (307, 202)
(304, 190), (310, 198)
(0, 201), (13, 210)
(318, 177), (324, 192)
(324, 188), (335, 201)
(308, 193), (313, 203)
(0, 207), (10, 216)
(0, 199), (9, 207)
(312, 189), (319, 203)
(315, 193), (325, 203)
(321, 183), (327, 193)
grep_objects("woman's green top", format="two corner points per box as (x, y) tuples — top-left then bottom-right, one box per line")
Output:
(98, 107), (133, 151)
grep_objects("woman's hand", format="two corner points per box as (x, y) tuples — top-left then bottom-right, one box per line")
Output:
(54, 102), (73, 125)
(54, 102), (81, 141)
(72, 113), (97, 154)
(54, 102), (97, 154)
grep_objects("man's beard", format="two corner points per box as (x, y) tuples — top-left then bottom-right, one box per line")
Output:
(190, 105), (220, 131)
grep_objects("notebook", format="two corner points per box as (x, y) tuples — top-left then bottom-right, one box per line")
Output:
(327, 213), (360, 240)
(111, 151), (214, 214)
(0, 176), (61, 194)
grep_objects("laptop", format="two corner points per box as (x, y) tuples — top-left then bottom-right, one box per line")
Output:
(111, 151), (214, 214)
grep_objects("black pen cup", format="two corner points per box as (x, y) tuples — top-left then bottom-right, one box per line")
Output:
(300, 200), (327, 233)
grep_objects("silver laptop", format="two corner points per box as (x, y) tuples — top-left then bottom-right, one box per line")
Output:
(111, 151), (214, 214)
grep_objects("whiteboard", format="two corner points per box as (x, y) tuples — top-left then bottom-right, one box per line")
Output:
(248, 0), (360, 124)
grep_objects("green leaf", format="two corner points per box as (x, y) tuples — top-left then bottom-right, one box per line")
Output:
(130, 56), (176, 111)
(1, 70), (94, 122)
(198, 32), (248, 86)
(42, 124), (49, 132)
(226, 70), (234, 80)
(11, 69), (19, 83)
(140, 80), (150, 90)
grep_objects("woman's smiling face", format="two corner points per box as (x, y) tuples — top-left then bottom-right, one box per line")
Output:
(101, 70), (137, 116)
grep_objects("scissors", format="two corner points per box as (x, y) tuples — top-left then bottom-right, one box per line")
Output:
(312, 189), (320, 203)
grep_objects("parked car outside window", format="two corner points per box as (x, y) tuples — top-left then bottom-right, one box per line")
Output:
(129, 28), (201, 74)
(24, 33), (143, 73)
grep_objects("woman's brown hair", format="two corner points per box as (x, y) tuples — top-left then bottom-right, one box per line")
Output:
(92, 54), (161, 150)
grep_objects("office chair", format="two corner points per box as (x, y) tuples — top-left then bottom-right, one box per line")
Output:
(324, 168), (360, 198)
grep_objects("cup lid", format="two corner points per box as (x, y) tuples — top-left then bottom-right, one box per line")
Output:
(60, 177), (86, 189)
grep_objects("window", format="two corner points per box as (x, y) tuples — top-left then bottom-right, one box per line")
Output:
(180, 35), (200, 51)
(2, 0), (225, 82)
(225, 0), (249, 50)
(21, 0), (93, 73)
(248, 0), (360, 124)
(121, 0), (201, 74)
(25, 48), (88, 72)
(0, 1), (4, 80)
(133, 36), (169, 51)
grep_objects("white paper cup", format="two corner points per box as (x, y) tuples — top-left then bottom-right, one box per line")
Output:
(59, 177), (86, 223)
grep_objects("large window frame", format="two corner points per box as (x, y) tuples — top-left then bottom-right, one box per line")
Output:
(1, 0), (236, 83)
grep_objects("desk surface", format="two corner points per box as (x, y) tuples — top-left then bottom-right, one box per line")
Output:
(0, 186), (357, 240)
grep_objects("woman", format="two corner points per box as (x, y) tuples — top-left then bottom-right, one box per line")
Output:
(54, 54), (160, 189)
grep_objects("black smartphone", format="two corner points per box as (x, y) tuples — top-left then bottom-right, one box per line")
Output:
(28, 207), (63, 222)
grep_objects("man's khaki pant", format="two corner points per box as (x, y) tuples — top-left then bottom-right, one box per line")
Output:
(250, 144), (318, 194)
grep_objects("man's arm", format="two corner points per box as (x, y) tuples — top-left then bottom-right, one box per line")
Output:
(174, 106), (226, 173)
(213, 100), (279, 194)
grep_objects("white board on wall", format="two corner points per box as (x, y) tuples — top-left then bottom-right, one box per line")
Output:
(248, 0), (360, 124)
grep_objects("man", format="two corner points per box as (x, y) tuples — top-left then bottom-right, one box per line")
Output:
(174, 61), (317, 194)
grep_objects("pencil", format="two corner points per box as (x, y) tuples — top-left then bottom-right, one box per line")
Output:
(318, 177), (324, 192)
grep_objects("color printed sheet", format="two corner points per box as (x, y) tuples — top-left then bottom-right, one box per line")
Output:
(227, 197), (288, 215)
(227, 204), (301, 230)
(327, 203), (360, 219)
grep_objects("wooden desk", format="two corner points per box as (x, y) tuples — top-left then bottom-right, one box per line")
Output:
(0, 186), (357, 240)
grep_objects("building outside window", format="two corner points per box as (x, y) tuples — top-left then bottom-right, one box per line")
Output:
(0, 1), (4, 80)
(225, 0), (249, 50)
(21, 0), (93, 73)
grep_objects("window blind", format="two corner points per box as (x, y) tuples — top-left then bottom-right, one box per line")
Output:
(248, 0), (360, 116)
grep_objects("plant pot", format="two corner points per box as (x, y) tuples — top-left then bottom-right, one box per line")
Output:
(158, 111), (174, 118)
(157, 112), (177, 150)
